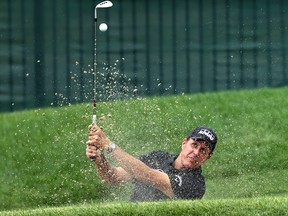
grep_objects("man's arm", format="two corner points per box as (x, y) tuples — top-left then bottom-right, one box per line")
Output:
(87, 124), (174, 198)
(110, 145), (174, 198)
(86, 144), (132, 185)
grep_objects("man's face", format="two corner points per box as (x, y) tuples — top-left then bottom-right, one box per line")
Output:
(179, 138), (211, 169)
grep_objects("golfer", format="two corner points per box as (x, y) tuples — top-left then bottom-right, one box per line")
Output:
(86, 124), (218, 201)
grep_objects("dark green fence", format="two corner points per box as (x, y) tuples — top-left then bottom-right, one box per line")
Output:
(1, 0), (288, 112)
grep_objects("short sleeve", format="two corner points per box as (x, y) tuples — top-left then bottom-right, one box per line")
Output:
(138, 151), (169, 168)
(168, 172), (206, 200)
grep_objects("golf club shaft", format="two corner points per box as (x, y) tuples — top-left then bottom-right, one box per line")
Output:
(90, 7), (98, 162)
(92, 19), (97, 125)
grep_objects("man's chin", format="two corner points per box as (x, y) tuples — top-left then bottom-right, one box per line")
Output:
(185, 160), (200, 169)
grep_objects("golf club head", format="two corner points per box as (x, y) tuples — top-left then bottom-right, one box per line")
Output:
(95, 1), (113, 20)
(96, 1), (113, 8)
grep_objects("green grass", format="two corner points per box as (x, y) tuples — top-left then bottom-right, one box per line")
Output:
(1, 197), (288, 216)
(1, 87), (288, 214)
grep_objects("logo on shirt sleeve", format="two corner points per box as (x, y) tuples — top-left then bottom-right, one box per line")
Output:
(174, 175), (183, 186)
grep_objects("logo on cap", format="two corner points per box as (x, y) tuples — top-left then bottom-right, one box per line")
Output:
(198, 129), (215, 141)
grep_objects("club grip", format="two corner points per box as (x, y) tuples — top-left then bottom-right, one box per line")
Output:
(92, 114), (97, 125)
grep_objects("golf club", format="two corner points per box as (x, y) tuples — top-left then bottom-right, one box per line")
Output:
(91, 1), (113, 161)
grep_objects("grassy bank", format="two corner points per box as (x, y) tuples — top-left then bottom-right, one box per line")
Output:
(1, 197), (287, 216)
(1, 87), (288, 211)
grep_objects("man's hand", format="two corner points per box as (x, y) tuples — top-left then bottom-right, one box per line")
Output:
(86, 124), (111, 151)
(86, 144), (103, 160)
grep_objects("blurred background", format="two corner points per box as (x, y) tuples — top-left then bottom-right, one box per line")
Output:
(1, 0), (288, 112)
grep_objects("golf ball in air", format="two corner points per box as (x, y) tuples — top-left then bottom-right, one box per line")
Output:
(99, 23), (108, 32)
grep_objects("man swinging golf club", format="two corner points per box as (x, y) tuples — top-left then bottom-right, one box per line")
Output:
(88, 1), (217, 201)
(86, 124), (218, 201)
